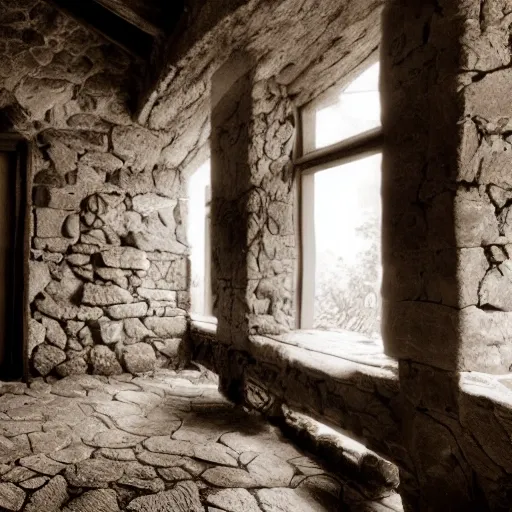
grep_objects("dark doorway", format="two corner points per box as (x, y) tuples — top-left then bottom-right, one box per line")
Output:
(0, 136), (27, 380)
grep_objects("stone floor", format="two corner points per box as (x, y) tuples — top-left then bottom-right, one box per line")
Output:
(0, 368), (401, 511)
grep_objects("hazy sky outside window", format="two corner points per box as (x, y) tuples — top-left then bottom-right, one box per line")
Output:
(315, 62), (380, 149)
(311, 63), (383, 338)
(188, 160), (210, 315)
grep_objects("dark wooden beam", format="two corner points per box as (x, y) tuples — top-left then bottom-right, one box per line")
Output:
(91, 0), (163, 36)
(44, 0), (154, 59)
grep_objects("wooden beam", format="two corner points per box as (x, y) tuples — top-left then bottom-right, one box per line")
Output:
(44, 0), (154, 59)
(91, 0), (163, 36)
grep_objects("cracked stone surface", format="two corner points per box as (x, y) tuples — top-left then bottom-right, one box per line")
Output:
(0, 370), (399, 511)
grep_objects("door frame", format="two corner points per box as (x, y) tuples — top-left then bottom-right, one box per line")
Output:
(0, 134), (30, 380)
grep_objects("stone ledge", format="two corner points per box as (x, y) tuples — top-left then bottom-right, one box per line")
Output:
(190, 326), (404, 468)
(190, 314), (217, 336)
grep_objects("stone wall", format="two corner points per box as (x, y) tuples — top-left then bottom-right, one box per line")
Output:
(381, 0), (512, 509)
(211, 64), (296, 349)
(0, 0), (193, 377)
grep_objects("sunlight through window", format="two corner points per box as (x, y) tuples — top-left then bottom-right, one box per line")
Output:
(188, 160), (212, 316)
(300, 62), (382, 339)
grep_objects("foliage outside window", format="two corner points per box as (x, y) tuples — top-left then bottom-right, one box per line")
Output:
(298, 62), (382, 339)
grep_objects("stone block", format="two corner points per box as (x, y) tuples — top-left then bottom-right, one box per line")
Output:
(90, 346), (122, 376)
(98, 318), (124, 345)
(40, 316), (67, 350)
(33, 237), (72, 253)
(100, 247), (150, 270)
(454, 188), (500, 247)
(63, 214), (80, 239)
(123, 318), (154, 343)
(384, 300), (512, 373)
(464, 68), (512, 122)
(125, 232), (187, 254)
(28, 261), (51, 303)
(34, 208), (71, 238)
(152, 338), (182, 360)
(33, 344), (66, 376)
(15, 77), (73, 120)
(112, 126), (162, 173)
(479, 262), (512, 311)
(143, 317), (187, 338)
(107, 302), (148, 320)
(131, 194), (177, 216)
(137, 288), (176, 302)
(82, 284), (133, 306)
(28, 320), (45, 359)
(123, 343), (156, 374)
(80, 152), (123, 172)
(56, 357), (88, 377)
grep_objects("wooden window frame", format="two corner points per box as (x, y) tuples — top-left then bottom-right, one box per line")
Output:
(294, 114), (383, 329)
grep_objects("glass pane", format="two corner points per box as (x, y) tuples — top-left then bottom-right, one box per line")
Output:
(188, 159), (211, 315)
(302, 62), (380, 153)
(313, 153), (382, 339)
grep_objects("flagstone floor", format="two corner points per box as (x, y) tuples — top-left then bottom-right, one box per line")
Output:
(0, 368), (401, 511)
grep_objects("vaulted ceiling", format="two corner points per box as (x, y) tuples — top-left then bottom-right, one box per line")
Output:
(44, 0), (185, 58)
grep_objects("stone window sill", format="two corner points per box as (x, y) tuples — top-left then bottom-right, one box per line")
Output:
(189, 319), (398, 383)
(189, 322), (400, 463)
(189, 313), (217, 336)
(247, 330), (398, 387)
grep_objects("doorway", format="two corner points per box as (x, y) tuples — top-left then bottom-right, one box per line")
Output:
(0, 136), (27, 380)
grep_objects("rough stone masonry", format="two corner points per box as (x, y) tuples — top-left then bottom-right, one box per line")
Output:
(0, 0), (191, 377)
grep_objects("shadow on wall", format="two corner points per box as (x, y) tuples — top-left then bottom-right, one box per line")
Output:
(379, 3), (494, 510)
(210, 52), (256, 351)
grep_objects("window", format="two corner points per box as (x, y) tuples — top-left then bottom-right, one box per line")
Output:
(297, 62), (383, 339)
(188, 159), (213, 316)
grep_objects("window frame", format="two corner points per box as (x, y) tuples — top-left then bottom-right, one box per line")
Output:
(294, 112), (383, 330)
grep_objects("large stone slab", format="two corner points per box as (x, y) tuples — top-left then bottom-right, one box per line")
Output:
(20, 454), (67, 476)
(193, 443), (238, 467)
(28, 429), (72, 455)
(126, 481), (202, 512)
(201, 467), (257, 488)
(86, 429), (145, 448)
(62, 489), (120, 512)
(206, 488), (261, 512)
(256, 488), (333, 512)
(49, 444), (95, 464)
(143, 437), (194, 457)
(64, 459), (124, 488)
(247, 453), (295, 487)
(115, 416), (181, 437)
(135, 450), (184, 467)
(0, 483), (25, 511)
(24, 475), (68, 512)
